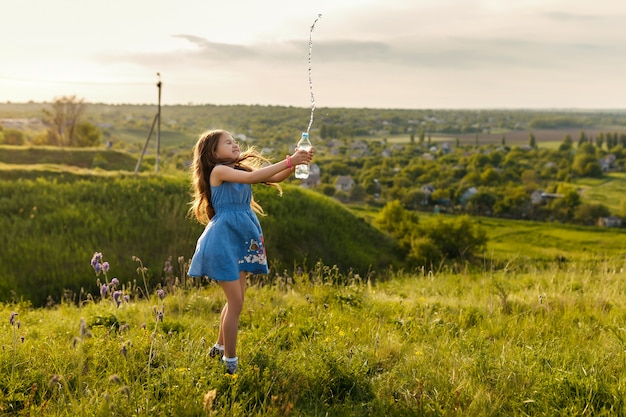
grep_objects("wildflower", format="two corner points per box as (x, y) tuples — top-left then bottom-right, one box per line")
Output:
(164, 257), (173, 275)
(123, 295), (130, 303)
(100, 284), (108, 298)
(156, 289), (165, 300)
(110, 277), (119, 287)
(91, 252), (102, 268)
(102, 262), (110, 273)
(91, 252), (103, 274)
(120, 343), (128, 357)
(113, 290), (123, 307)
(155, 306), (164, 321)
(9, 312), (17, 326)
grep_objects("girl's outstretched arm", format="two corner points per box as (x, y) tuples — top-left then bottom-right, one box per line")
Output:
(211, 149), (313, 186)
(266, 148), (315, 183)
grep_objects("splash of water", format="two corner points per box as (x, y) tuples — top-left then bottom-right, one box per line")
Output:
(306, 14), (322, 136)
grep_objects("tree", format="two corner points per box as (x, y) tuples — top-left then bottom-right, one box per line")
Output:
(43, 95), (88, 146)
(529, 132), (537, 149)
(374, 200), (419, 248)
(572, 153), (602, 177)
(574, 203), (611, 225)
(74, 121), (103, 147)
(466, 191), (496, 216)
(559, 134), (573, 152)
(1, 128), (25, 145)
(418, 215), (487, 262)
(578, 131), (587, 147)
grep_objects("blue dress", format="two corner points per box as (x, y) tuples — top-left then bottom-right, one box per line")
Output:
(188, 182), (268, 281)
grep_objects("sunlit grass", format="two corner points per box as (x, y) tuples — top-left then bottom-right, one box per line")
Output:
(2, 258), (626, 415)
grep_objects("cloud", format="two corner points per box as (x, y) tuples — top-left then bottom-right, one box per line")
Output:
(171, 35), (259, 60)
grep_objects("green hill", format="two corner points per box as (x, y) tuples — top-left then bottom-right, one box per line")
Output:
(0, 172), (402, 307)
(0, 145), (139, 171)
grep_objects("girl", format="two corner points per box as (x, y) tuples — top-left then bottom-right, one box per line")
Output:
(188, 129), (313, 374)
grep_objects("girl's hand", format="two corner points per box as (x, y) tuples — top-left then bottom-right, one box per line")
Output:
(290, 148), (313, 166)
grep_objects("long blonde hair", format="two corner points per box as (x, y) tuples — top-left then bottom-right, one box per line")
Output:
(189, 129), (282, 224)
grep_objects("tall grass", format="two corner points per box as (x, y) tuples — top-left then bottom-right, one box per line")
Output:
(1, 257), (626, 415)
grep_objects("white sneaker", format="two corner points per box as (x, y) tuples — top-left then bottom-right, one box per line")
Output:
(223, 357), (238, 374)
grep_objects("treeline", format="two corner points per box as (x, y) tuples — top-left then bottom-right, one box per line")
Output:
(0, 175), (402, 306)
(3, 102), (626, 151)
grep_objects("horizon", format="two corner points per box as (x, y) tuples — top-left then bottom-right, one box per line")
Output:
(3, 100), (626, 114)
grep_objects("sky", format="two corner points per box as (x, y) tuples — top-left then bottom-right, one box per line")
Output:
(2, 0), (626, 109)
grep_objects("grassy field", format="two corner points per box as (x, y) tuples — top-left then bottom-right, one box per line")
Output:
(573, 172), (626, 215)
(2, 257), (626, 416)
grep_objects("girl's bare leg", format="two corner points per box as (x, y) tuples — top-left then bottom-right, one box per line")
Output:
(218, 272), (247, 359)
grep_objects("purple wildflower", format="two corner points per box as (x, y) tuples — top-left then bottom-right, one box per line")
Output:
(102, 262), (110, 273)
(156, 289), (165, 300)
(123, 295), (130, 303)
(100, 284), (108, 298)
(113, 291), (123, 307)
(110, 277), (119, 287)
(91, 252), (102, 269)
(9, 312), (18, 326)
(163, 257), (173, 275)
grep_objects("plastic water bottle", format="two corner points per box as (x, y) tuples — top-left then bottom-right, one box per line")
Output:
(295, 132), (312, 179)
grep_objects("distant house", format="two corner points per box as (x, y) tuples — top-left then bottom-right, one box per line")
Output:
(350, 141), (369, 158)
(600, 154), (618, 171)
(327, 139), (343, 156)
(531, 189), (564, 205)
(420, 184), (435, 205)
(335, 175), (355, 192)
(598, 216), (622, 228)
(460, 187), (478, 205)
(421, 184), (435, 195)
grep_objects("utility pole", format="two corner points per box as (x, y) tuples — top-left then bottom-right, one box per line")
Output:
(134, 73), (162, 175)
(155, 73), (162, 173)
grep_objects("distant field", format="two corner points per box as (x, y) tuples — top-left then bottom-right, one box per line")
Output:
(378, 128), (626, 147)
(476, 216), (626, 262)
(347, 205), (626, 264)
(574, 172), (626, 214)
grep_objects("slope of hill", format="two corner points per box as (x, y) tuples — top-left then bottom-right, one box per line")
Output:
(0, 171), (403, 307)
